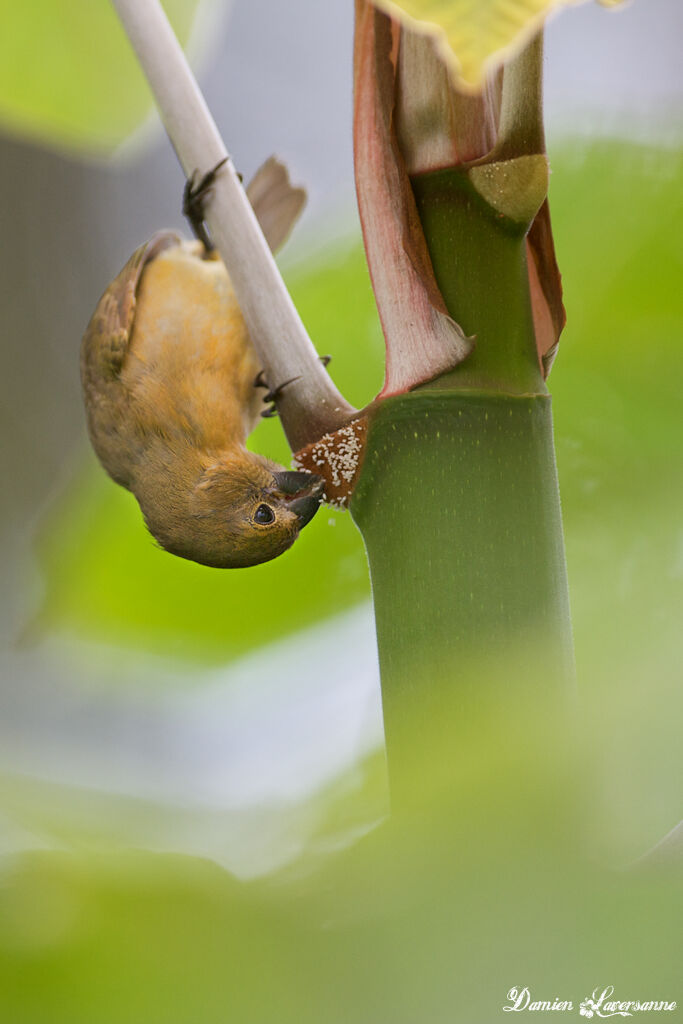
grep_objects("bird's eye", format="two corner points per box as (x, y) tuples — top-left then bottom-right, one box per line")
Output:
(254, 503), (275, 525)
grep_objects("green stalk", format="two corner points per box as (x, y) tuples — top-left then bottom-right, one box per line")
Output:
(414, 165), (545, 394)
(350, 167), (573, 806)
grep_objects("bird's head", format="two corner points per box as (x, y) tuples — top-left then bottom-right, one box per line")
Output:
(138, 449), (324, 569)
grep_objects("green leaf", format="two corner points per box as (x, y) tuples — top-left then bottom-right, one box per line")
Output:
(0, 0), (212, 155)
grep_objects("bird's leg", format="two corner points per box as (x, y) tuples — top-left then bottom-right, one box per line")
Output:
(182, 157), (231, 253)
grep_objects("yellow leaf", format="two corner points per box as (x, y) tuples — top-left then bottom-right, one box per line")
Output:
(373, 0), (625, 88)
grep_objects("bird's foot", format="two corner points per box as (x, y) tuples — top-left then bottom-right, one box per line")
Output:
(257, 374), (300, 418)
(255, 356), (331, 417)
(182, 157), (231, 253)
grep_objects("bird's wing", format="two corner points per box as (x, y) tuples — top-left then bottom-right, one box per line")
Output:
(246, 157), (306, 254)
(81, 231), (180, 384)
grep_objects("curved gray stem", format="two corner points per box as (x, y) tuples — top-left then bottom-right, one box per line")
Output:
(111, 0), (356, 451)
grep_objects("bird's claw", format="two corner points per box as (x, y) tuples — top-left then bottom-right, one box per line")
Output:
(258, 375), (300, 418)
(255, 357), (330, 418)
(264, 376), (299, 403)
(182, 157), (230, 253)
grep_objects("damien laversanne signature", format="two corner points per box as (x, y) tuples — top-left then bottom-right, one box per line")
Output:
(503, 986), (677, 1017)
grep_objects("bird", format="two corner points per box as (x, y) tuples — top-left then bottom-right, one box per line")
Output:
(80, 157), (324, 569)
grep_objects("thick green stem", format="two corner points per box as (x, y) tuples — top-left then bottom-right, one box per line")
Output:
(412, 165), (546, 394)
(351, 392), (573, 804)
(351, 164), (572, 806)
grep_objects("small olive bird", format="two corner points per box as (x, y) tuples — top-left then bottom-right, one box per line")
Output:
(81, 158), (324, 568)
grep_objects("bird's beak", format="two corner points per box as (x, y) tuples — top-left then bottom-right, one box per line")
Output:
(272, 471), (325, 529)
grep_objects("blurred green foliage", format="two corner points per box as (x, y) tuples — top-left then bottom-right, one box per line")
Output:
(549, 142), (683, 864)
(0, 697), (680, 1023)
(0, 0), (209, 155)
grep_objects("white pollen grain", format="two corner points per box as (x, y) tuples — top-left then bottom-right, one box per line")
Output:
(304, 422), (363, 495)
